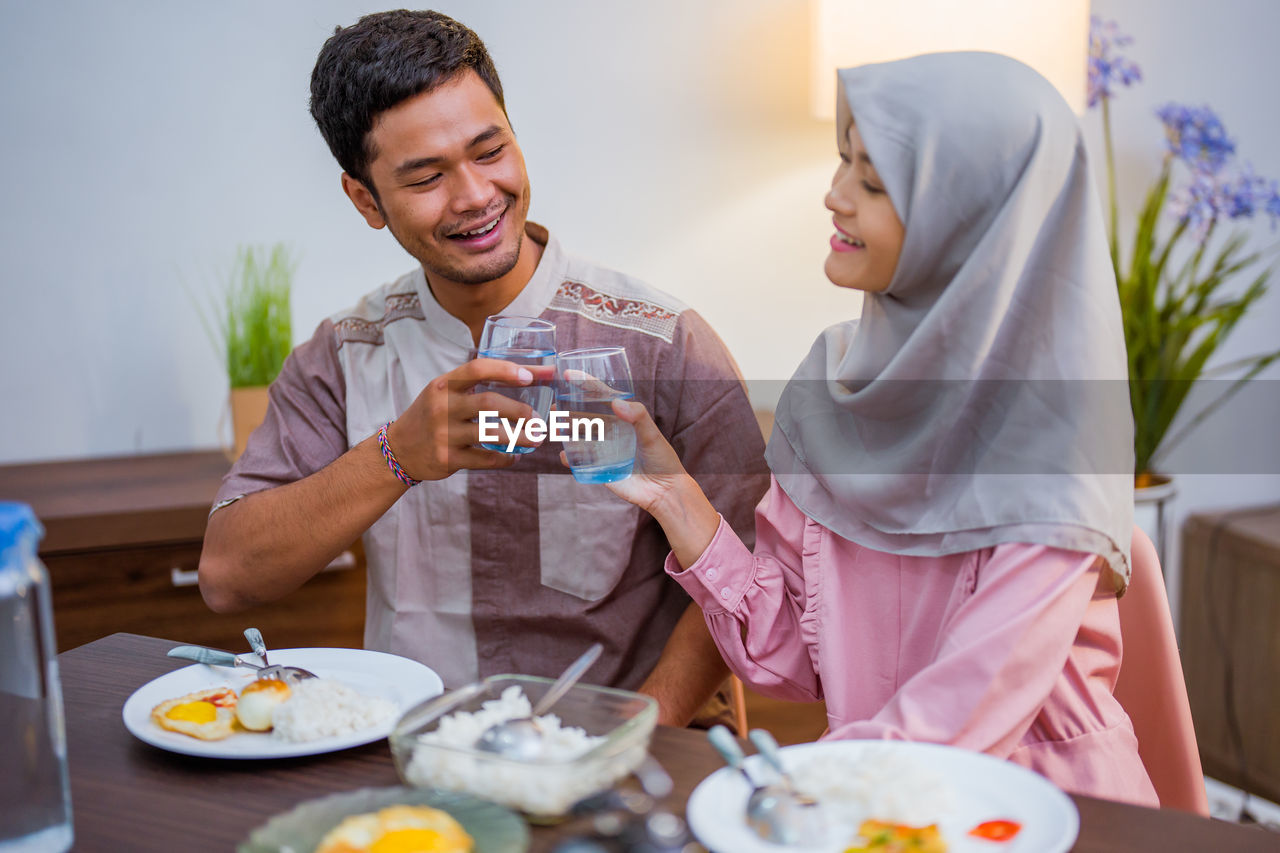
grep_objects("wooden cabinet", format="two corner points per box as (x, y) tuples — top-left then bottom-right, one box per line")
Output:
(0, 451), (366, 653)
(1181, 505), (1280, 805)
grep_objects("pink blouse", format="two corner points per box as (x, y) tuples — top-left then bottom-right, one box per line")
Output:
(668, 477), (1158, 807)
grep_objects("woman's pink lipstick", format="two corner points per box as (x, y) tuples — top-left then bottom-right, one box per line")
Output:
(830, 220), (862, 253)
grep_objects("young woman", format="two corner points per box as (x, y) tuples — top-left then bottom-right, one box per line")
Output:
(597, 52), (1157, 805)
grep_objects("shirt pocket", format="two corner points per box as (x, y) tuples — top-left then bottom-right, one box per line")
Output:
(536, 474), (640, 601)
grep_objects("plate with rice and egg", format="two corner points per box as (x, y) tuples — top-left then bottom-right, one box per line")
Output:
(687, 739), (1078, 853)
(122, 647), (444, 759)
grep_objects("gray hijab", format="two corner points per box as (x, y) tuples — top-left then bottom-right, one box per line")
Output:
(766, 52), (1134, 590)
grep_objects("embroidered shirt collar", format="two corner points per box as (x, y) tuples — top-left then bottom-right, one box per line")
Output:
(412, 222), (562, 351)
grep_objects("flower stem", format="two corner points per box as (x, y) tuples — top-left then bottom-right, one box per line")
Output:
(1102, 96), (1120, 275)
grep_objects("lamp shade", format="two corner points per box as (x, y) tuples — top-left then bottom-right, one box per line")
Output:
(810, 0), (1089, 119)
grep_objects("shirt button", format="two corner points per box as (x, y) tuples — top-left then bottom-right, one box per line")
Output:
(705, 568), (718, 581)
(720, 587), (732, 600)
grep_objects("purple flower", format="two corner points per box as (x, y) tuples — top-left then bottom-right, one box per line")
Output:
(1223, 166), (1269, 219)
(1088, 16), (1143, 108)
(1168, 171), (1222, 242)
(1156, 103), (1235, 175)
(1096, 19), (1280, 242)
(1167, 164), (1280, 241)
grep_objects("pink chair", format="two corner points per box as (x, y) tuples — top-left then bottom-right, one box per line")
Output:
(1114, 526), (1210, 815)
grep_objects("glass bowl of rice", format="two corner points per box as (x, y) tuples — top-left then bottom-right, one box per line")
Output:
(389, 674), (657, 820)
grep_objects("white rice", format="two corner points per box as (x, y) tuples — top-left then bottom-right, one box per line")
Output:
(789, 746), (955, 829)
(404, 685), (644, 816)
(270, 678), (398, 742)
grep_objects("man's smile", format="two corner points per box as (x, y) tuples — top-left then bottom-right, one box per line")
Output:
(446, 206), (507, 248)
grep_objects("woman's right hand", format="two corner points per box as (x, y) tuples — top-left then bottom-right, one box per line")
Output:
(597, 398), (689, 514)
(595, 398), (721, 569)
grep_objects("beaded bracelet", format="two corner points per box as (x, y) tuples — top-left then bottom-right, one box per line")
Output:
(377, 421), (421, 487)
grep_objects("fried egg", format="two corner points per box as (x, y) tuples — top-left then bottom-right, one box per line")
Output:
(235, 677), (292, 731)
(314, 805), (474, 853)
(847, 819), (947, 853)
(150, 686), (238, 741)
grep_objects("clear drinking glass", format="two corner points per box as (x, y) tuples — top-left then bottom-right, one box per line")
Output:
(556, 347), (637, 483)
(474, 316), (556, 454)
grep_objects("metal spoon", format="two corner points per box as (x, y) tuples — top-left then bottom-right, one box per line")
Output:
(474, 642), (603, 760)
(167, 643), (317, 685)
(242, 627), (318, 683)
(748, 728), (827, 845)
(707, 725), (801, 846)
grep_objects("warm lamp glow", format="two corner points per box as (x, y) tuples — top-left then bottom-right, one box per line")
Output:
(810, 0), (1089, 120)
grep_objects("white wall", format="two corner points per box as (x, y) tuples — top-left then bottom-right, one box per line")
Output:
(0, 0), (845, 464)
(2, 1), (1277, 611)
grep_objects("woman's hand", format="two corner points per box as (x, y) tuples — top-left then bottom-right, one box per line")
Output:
(592, 398), (721, 569)
(599, 398), (689, 514)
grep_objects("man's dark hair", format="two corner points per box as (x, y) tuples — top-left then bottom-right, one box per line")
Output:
(309, 9), (506, 195)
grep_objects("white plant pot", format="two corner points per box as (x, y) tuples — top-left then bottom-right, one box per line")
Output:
(1135, 473), (1176, 567)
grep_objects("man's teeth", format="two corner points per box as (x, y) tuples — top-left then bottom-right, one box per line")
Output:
(459, 218), (499, 237)
(837, 233), (865, 248)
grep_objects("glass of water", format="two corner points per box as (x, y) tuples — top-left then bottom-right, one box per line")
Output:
(556, 346), (637, 483)
(475, 316), (556, 454)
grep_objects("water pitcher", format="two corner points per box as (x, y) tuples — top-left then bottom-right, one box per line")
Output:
(0, 503), (72, 851)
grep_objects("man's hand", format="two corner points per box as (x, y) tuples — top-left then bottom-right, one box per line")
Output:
(386, 358), (550, 481)
(200, 357), (551, 613)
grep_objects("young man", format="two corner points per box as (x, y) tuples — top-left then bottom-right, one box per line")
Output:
(197, 10), (769, 726)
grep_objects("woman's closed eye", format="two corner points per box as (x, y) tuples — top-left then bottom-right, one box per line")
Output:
(861, 179), (885, 194)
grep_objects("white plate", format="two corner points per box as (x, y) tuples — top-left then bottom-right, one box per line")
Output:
(122, 647), (443, 759)
(687, 739), (1079, 853)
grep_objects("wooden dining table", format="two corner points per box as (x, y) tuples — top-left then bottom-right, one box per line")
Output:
(60, 633), (1278, 852)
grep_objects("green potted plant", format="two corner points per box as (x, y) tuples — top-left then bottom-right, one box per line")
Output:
(1089, 17), (1280, 489)
(198, 243), (295, 459)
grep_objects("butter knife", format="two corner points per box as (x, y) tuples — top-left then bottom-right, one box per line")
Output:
(167, 644), (317, 683)
(167, 644), (264, 672)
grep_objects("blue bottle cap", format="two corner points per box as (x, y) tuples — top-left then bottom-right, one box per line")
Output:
(0, 502), (44, 550)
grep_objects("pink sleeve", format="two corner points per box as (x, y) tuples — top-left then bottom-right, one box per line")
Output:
(664, 479), (822, 701)
(826, 543), (1101, 757)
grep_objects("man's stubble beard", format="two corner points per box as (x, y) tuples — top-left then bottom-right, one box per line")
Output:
(430, 233), (524, 286)
(386, 189), (530, 287)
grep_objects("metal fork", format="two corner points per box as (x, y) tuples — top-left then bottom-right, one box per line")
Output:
(243, 627), (318, 683)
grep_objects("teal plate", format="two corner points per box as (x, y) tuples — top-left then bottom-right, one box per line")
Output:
(238, 786), (529, 853)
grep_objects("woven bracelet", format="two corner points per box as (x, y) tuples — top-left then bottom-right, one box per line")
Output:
(377, 422), (421, 487)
